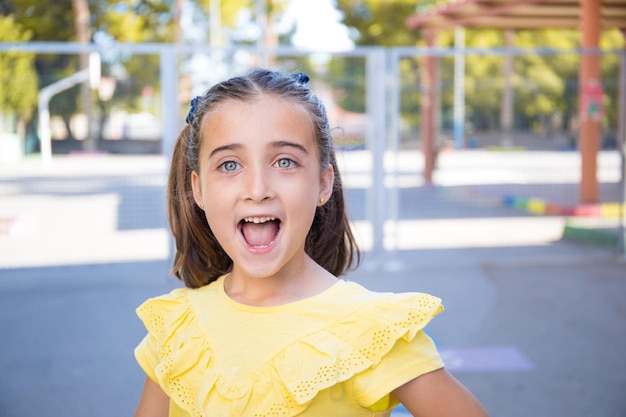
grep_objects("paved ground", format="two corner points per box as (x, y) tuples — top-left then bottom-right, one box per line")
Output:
(0, 152), (625, 417)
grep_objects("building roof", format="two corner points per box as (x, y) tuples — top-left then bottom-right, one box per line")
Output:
(405, 0), (626, 31)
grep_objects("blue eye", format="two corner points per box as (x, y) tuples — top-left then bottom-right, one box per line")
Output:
(275, 158), (294, 169)
(220, 160), (240, 172)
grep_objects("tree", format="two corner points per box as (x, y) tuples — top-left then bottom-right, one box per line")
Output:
(1, 0), (180, 145)
(335, 0), (434, 46)
(3, 0), (90, 142)
(0, 15), (38, 139)
(330, 0), (439, 142)
(332, 0), (625, 145)
(73, 0), (95, 148)
(512, 29), (580, 135)
(435, 29), (507, 131)
(597, 28), (623, 144)
(93, 0), (178, 43)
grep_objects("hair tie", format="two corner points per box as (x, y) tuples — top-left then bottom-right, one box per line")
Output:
(186, 96), (201, 124)
(293, 72), (309, 85)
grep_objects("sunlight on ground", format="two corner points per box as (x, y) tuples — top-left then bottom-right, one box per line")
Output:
(352, 217), (565, 252)
(1, 151), (620, 268)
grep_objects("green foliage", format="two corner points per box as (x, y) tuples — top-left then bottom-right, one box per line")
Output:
(508, 29), (622, 133)
(423, 28), (622, 133)
(1, 0), (76, 41)
(336, 0), (429, 46)
(464, 30), (505, 126)
(192, 0), (290, 30)
(0, 15), (38, 121)
(94, 0), (176, 43)
(1, 0), (78, 124)
(598, 29), (624, 132)
(327, 57), (366, 113)
(111, 54), (161, 111)
(194, 0), (251, 29)
(511, 30), (577, 131)
(396, 57), (421, 132)
(329, 0), (625, 136)
(3, 0), (625, 143)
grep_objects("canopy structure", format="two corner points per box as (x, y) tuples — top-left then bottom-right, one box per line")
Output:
(406, 0), (626, 32)
(406, 0), (626, 204)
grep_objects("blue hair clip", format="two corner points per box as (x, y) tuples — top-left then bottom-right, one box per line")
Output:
(293, 72), (310, 85)
(186, 96), (201, 124)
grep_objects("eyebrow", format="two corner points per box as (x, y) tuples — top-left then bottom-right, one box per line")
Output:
(209, 144), (242, 159)
(208, 141), (309, 158)
(271, 140), (309, 155)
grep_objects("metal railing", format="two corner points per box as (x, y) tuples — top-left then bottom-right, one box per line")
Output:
(1, 41), (624, 262)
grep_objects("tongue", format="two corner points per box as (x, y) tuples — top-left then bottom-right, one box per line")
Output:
(242, 221), (279, 247)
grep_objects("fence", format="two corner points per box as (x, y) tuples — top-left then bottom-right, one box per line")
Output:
(0, 42), (624, 268)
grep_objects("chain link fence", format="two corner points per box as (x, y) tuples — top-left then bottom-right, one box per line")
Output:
(0, 42), (624, 268)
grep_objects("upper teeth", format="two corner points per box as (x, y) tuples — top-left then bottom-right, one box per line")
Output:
(244, 216), (276, 224)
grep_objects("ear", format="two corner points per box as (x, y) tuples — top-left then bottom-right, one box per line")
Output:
(191, 170), (204, 208)
(318, 164), (334, 205)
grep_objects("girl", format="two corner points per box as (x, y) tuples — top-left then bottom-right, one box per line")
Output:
(133, 69), (489, 417)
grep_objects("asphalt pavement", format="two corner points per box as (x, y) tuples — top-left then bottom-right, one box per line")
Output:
(0, 152), (624, 417)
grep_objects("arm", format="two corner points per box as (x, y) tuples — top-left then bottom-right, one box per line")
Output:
(393, 368), (489, 417)
(134, 376), (170, 417)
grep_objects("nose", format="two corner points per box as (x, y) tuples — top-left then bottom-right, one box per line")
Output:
(243, 164), (274, 202)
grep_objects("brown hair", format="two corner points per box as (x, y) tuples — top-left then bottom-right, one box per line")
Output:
(167, 68), (360, 288)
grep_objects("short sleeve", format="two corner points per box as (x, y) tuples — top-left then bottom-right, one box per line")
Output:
(134, 332), (160, 383)
(353, 330), (444, 410)
(132, 288), (213, 416)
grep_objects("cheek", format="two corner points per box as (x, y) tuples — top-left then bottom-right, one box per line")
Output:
(203, 204), (230, 243)
(285, 186), (319, 224)
(199, 183), (224, 220)
(282, 180), (319, 211)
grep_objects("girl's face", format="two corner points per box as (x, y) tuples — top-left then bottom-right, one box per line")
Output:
(191, 94), (334, 282)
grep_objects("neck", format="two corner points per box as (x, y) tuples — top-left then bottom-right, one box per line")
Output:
(224, 257), (337, 307)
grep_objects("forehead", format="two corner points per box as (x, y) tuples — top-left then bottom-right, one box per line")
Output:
(206, 94), (312, 121)
(200, 94), (317, 147)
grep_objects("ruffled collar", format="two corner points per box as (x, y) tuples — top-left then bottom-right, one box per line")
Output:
(137, 280), (443, 416)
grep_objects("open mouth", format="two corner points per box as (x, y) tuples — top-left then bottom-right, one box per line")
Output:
(239, 216), (281, 248)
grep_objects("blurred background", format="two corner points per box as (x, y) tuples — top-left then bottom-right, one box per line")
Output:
(1, 0), (625, 416)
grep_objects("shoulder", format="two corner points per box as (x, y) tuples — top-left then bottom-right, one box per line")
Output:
(326, 279), (443, 342)
(318, 280), (444, 374)
(272, 281), (444, 408)
(284, 279), (444, 372)
(135, 279), (221, 336)
(134, 283), (220, 416)
(327, 279), (443, 319)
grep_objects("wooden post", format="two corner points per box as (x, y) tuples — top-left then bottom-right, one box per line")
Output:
(579, 0), (601, 203)
(422, 30), (437, 185)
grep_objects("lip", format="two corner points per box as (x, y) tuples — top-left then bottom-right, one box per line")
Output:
(237, 214), (282, 253)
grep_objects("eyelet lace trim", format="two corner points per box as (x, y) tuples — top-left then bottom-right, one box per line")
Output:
(137, 289), (442, 417)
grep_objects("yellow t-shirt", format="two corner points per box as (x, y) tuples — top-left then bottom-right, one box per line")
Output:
(135, 276), (444, 417)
